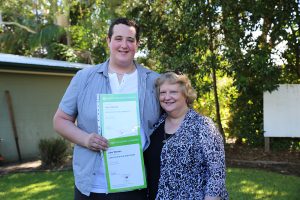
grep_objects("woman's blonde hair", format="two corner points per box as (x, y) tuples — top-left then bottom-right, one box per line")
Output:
(155, 72), (197, 108)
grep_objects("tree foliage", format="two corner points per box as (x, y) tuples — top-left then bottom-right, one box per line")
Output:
(121, 0), (229, 140)
(0, 0), (114, 63)
(123, 0), (300, 148)
(221, 0), (299, 146)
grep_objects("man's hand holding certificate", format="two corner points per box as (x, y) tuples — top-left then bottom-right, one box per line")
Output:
(97, 93), (146, 193)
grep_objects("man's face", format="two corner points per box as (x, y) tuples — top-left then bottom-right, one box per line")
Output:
(107, 24), (139, 68)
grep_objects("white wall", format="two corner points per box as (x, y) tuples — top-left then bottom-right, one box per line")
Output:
(264, 84), (300, 137)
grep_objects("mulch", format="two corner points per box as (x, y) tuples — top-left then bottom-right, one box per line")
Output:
(0, 158), (72, 175)
(226, 144), (300, 177)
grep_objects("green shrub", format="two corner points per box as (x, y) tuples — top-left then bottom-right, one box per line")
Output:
(38, 138), (69, 168)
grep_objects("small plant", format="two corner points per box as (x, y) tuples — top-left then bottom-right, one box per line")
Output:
(39, 138), (69, 168)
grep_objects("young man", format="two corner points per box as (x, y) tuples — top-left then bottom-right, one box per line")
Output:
(53, 18), (160, 199)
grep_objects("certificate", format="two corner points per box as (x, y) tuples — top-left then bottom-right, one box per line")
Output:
(97, 93), (147, 193)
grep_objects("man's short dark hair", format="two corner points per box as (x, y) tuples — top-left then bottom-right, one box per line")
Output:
(108, 18), (140, 42)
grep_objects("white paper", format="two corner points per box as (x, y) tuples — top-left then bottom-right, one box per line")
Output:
(106, 144), (144, 189)
(102, 101), (139, 139)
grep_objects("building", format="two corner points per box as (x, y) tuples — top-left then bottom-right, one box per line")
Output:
(0, 53), (92, 162)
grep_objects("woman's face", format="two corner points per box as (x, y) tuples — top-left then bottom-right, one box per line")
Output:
(159, 82), (188, 114)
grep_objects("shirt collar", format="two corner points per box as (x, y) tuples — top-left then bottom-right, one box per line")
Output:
(97, 59), (146, 77)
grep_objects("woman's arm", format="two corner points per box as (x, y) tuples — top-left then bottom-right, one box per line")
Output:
(200, 118), (227, 199)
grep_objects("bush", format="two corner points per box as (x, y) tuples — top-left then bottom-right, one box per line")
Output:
(39, 138), (69, 168)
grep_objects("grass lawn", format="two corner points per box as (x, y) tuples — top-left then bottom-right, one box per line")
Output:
(0, 171), (74, 200)
(0, 168), (299, 200)
(227, 168), (300, 199)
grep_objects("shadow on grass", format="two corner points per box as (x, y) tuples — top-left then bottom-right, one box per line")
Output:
(0, 171), (74, 200)
(227, 168), (300, 200)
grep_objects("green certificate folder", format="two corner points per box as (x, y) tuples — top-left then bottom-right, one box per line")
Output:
(97, 93), (147, 193)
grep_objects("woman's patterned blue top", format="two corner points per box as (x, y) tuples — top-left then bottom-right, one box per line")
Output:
(153, 109), (228, 200)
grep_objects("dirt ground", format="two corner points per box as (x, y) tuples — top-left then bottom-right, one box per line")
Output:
(0, 158), (72, 175)
(226, 144), (300, 177)
(0, 145), (299, 176)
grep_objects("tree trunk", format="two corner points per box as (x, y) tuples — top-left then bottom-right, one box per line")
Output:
(296, 0), (300, 77)
(211, 58), (225, 142)
(63, 0), (71, 46)
(207, 0), (225, 142)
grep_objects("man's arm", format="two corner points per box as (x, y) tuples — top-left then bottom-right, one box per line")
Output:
(53, 108), (108, 151)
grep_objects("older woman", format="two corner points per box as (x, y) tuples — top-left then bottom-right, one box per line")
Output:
(144, 72), (228, 200)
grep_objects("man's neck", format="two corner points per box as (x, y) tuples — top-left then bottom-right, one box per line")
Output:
(108, 60), (136, 84)
(108, 60), (136, 75)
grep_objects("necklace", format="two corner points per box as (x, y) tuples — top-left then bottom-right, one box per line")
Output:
(162, 132), (174, 143)
(162, 116), (182, 144)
